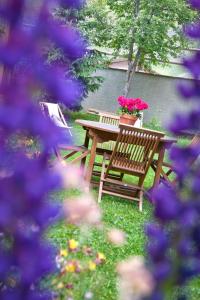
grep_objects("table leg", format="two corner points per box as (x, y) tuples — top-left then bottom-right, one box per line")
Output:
(153, 146), (165, 187)
(85, 135), (98, 183)
(81, 129), (89, 168)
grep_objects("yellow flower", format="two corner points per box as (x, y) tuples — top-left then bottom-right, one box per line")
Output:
(65, 262), (76, 273)
(57, 282), (64, 289)
(97, 252), (106, 261)
(60, 249), (68, 257)
(88, 261), (96, 271)
(68, 239), (78, 251)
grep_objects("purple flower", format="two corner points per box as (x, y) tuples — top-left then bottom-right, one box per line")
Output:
(177, 82), (196, 99)
(37, 9), (87, 61)
(177, 238), (193, 257)
(0, 0), (86, 298)
(152, 261), (171, 282)
(145, 1), (200, 298)
(59, 0), (85, 9)
(183, 52), (200, 78)
(0, 0), (25, 27)
(169, 145), (200, 179)
(185, 22), (200, 39)
(178, 259), (200, 283)
(153, 186), (181, 222)
(179, 204), (199, 228)
(189, 0), (200, 9)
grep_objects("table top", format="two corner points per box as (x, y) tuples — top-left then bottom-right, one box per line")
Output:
(75, 119), (177, 143)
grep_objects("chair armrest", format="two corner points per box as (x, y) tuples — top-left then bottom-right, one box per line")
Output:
(87, 108), (100, 115)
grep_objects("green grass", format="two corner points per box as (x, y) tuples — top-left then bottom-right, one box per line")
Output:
(47, 111), (200, 300)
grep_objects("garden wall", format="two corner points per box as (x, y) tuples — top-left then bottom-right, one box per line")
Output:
(83, 68), (192, 127)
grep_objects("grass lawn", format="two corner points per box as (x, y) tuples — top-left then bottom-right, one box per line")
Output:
(47, 112), (200, 300)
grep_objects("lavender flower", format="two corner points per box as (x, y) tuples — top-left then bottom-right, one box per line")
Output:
(0, 0), (85, 299)
(145, 2), (200, 299)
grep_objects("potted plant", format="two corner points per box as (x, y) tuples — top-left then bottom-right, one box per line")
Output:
(117, 96), (149, 125)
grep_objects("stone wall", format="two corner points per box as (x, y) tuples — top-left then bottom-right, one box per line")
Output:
(83, 69), (192, 127)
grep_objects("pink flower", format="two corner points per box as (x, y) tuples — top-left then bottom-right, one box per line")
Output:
(117, 256), (155, 299)
(107, 229), (126, 246)
(63, 193), (101, 226)
(135, 100), (149, 110)
(134, 98), (142, 105)
(118, 96), (127, 107)
(117, 96), (149, 114)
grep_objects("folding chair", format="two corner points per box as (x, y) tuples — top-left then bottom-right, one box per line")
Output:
(40, 102), (72, 135)
(40, 102), (90, 165)
(151, 133), (200, 185)
(98, 124), (164, 211)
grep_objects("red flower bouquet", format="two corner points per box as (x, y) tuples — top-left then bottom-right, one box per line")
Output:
(118, 96), (149, 118)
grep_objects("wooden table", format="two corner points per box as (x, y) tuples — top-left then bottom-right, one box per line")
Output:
(75, 119), (177, 187)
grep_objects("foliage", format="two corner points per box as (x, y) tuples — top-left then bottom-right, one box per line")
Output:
(46, 6), (109, 110)
(52, 239), (105, 299)
(78, 0), (197, 95)
(104, 0), (194, 59)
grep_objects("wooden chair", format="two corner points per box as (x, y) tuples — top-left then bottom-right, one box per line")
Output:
(40, 102), (90, 165)
(151, 133), (200, 185)
(98, 124), (164, 211)
(91, 110), (143, 180)
(87, 108), (143, 128)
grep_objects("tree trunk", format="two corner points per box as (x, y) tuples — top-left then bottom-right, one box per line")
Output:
(123, 49), (140, 97)
(123, 0), (141, 97)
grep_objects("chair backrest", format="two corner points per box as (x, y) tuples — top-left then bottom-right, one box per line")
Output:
(40, 102), (72, 136)
(99, 112), (120, 126)
(88, 108), (143, 128)
(99, 112), (143, 128)
(107, 124), (164, 179)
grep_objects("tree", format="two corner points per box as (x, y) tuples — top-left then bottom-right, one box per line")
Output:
(46, 5), (109, 110)
(79, 0), (196, 97)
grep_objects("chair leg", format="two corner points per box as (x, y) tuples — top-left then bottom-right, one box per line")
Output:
(120, 173), (124, 181)
(98, 155), (107, 203)
(138, 190), (143, 212)
(98, 179), (103, 203)
(138, 177), (144, 212)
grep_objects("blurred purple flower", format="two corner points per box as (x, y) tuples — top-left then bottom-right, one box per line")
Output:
(145, 2), (200, 298)
(152, 261), (171, 282)
(0, 0), (25, 27)
(59, 0), (85, 9)
(153, 186), (181, 222)
(183, 53), (200, 78)
(185, 22), (200, 39)
(189, 0), (200, 9)
(169, 109), (200, 133)
(0, 0), (86, 298)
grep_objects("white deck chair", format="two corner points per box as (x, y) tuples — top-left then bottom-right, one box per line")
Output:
(40, 102), (90, 165)
(40, 102), (73, 136)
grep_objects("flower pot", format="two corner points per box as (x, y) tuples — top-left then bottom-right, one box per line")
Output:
(119, 114), (138, 126)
